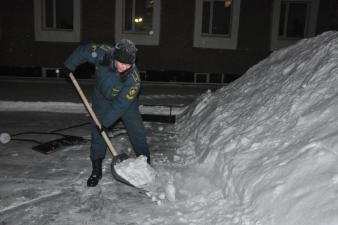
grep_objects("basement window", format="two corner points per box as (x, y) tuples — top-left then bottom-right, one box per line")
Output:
(34, 0), (81, 42)
(194, 73), (210, 83)
(209, 73), (223, 83)
(42, 67), (62, 78)
(115, 0), (161, 45)
(193, 0), (241, 49)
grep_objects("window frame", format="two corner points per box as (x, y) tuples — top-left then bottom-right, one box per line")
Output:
(270, 0), (319, 50)
(33, 0), (81, 42)
(0, 16), (2, 40)
(115, 0), (161, 46)
(193, 0), (242, 50)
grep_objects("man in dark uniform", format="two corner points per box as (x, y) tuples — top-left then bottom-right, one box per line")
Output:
(64, 39), (150, 187)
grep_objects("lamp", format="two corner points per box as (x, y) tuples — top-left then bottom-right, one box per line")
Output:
(224, 0), (232, 7)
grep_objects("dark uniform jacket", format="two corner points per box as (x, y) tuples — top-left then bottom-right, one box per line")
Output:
(64, 43), (142, 128)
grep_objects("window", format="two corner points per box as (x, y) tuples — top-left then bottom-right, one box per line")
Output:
(34, 0), (81, 42)
(0, 16), (2, 40)
(42, 67), (62, 78)
(115, 0), (161, 45)
(270, 0), (319, 50)
(193, 0), (241, 49)
(202, 1), (231, 36)
(44, 0), (73, 30)
(194, 73), (210, 83)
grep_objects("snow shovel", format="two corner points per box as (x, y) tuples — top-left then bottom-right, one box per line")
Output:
(69, 73), (136, 188)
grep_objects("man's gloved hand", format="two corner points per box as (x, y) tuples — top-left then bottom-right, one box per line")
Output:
(60, 67), (74, 83)
(101, 52), (113, 66)
(96, 125), (109, 135)
(63, 67), (73, 76)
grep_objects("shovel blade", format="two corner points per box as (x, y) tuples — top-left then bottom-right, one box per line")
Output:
(111, 153), (136, 187)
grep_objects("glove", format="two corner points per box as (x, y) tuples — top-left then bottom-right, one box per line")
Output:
(100, 52), (113, 66)
(61, 67), (74, 83)
(62, 67), (73, 76)
(96, 125), (109, 135)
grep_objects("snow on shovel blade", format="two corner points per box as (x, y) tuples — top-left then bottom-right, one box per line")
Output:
(111, 153), (135, 187)
(112, 155), (156, 190)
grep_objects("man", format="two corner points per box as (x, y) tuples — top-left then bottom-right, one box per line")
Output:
(64, 39), (150, 187)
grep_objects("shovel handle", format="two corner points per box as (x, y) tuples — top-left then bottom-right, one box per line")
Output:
(69, 73), (118, 156)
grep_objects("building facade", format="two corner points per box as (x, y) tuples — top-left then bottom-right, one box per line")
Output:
(0, 0), (337, 82)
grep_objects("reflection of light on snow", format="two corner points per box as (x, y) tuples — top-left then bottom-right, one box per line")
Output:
(165, 179), (176, 201)
(0, 191), (62, 214)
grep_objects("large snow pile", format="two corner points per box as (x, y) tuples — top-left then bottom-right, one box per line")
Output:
(172, 31), (338, 224)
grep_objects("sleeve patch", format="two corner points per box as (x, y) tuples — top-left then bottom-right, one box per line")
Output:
(91, 44), (98, 58)
(91, 44), (97, 51)
(132, 71), (140, 82)
(126, 85), (139, 100)
(99, 44), (112, 51)
(111, 88), (120, 97)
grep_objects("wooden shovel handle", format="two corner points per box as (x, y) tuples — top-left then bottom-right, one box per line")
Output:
(69, 73), (118, 156)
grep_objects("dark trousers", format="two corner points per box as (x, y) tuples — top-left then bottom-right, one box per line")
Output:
(90, 105), (150, 160)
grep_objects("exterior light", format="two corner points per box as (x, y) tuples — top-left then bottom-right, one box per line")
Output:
(134, 17), (143, 23)
(224, 0), (232, 7)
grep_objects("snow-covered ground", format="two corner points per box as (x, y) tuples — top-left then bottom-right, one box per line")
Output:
(2, 31), (338, 224)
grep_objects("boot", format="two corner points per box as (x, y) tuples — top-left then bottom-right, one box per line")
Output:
(87, 159), (103, 187)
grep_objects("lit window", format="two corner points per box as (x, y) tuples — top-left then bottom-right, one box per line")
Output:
(194, 0), (241, 49)
(271, 0), (319, 50)
(115, 0), (161, 45)
(124, 0), (153, 33)
(34, 0), (81, 42)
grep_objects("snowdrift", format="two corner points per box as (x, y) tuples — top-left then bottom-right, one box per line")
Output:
(174, 31), (338, 224)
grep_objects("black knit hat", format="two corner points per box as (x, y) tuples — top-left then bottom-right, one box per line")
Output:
(113, 39), (138, 65)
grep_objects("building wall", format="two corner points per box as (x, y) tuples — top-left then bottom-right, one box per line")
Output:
(0, 0), (337, 78)
(317, 0), (338, 32)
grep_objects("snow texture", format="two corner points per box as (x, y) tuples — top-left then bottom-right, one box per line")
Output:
(172, 31), (338, 225)
(1, 31), (338, 224)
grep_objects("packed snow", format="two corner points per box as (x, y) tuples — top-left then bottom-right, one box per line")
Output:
(1, 31), (338, 224)
(171, 31), (338, 225)
(114, 156), (157, 188)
